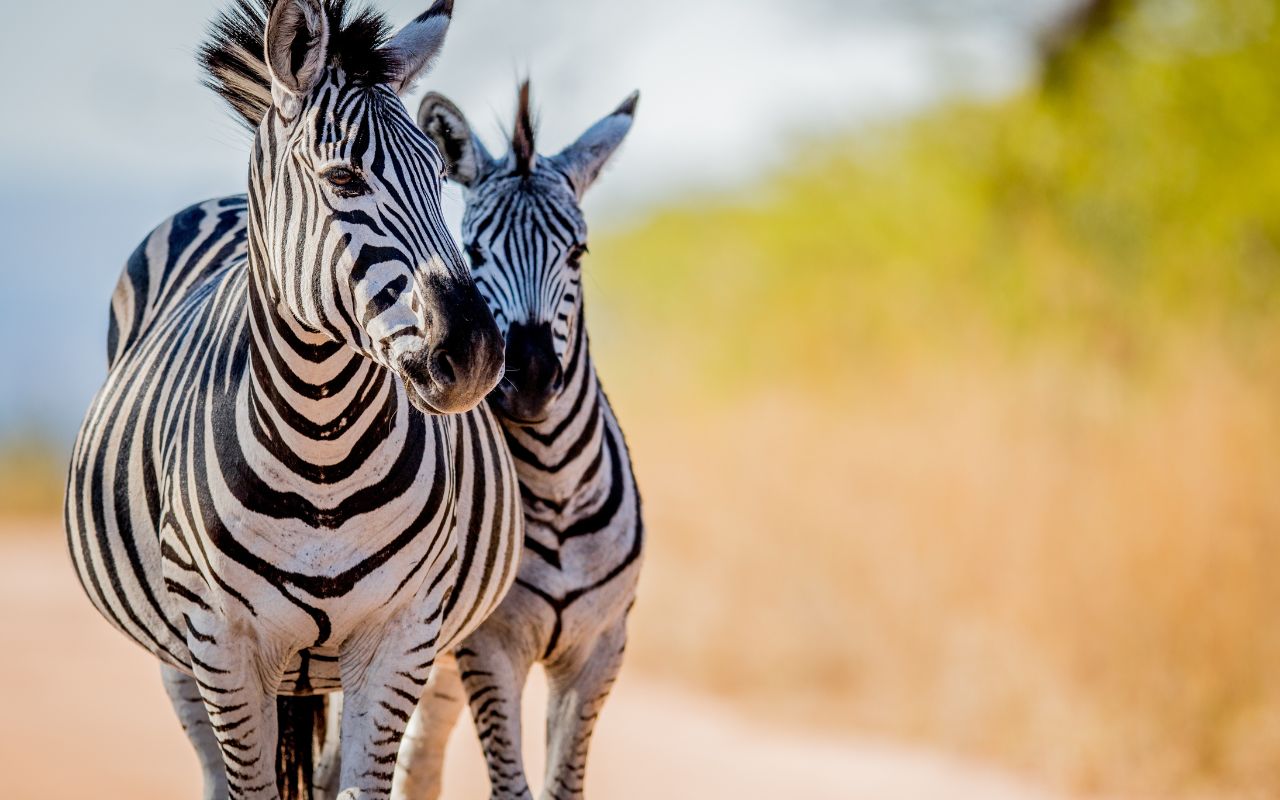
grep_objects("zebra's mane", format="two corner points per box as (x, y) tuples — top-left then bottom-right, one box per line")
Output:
(511, 80), (537, 176)
(199, 0), (399, 130)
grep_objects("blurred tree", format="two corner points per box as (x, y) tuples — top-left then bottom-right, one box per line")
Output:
(594, 0), (1280, 388)
(1038, 0), (1135, 87)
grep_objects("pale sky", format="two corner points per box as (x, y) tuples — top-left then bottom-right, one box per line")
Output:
(0, 0), (1072, 439)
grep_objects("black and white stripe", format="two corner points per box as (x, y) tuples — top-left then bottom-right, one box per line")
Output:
(66, 3), (522, 799)
(394, 83), (643, 800)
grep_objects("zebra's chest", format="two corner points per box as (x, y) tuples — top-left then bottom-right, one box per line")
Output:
(158, 437), (459, 650)
(510, 410), (643, 623)
(162, 511), (456, 635)
(520, 497), (641, 600)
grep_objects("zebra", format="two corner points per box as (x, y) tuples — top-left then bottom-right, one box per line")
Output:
(65, 2), (524, 798)
(387, 83), (645, 800)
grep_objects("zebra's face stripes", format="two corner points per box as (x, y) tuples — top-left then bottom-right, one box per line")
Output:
(237, 0), (504, 415)
(461, 171), (586, 423)
(417, 85), (637, 423)
(257, 79), (503, 414)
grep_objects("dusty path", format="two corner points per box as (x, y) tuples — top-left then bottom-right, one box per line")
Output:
(0, 530), (1063, 799)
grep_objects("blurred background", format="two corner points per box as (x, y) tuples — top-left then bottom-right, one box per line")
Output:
(2, 0), (1279, 797)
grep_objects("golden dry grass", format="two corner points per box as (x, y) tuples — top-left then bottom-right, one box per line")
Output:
(615, 341), (1280, 797)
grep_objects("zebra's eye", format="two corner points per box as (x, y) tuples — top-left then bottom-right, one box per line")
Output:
(466, 243), (485, 267)
(567, 243), (588, 269)
(321, 166), (369, 197)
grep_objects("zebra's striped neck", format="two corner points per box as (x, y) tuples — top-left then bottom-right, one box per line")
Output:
(500, 310), (607, 505)
(241, 188), (412, 477)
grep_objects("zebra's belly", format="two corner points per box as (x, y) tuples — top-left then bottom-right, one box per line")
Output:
(280, 646), (343, 695)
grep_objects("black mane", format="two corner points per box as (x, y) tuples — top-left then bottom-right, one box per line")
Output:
(199, 0), (399, 130)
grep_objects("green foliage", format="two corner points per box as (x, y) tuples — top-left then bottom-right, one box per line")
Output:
(590, 0), (1280, 388)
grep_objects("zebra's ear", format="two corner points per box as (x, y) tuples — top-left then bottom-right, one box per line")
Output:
(387, 0), (453, 95)
(264, 0), (329, 119)
(418, 93), (493, 188)
(551, 91), (639, 198)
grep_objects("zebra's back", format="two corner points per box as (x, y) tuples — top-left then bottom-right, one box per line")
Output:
(107, 196), (250, 368)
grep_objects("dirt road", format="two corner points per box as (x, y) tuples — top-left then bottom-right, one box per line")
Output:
(0, 530), (1063, 799)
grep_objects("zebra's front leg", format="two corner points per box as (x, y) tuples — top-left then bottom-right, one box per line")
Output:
(162, 664), (230, 800)
(335, 612), (443, 800)
(186, 639), (284, 800)
(457, 629), (538, 800)
(541, 621), (628, 800)
(390, 652), (466, 800)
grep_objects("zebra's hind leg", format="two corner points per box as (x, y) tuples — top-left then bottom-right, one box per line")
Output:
(540, 621), (628, 800)
(390, 652), (465, 800)
(314, 693), (345, 800)
(162, 664), (229, 800)
(457, 629), (538, 800)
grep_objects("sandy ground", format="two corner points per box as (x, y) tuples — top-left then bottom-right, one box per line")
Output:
(1, 529), (1064, 799)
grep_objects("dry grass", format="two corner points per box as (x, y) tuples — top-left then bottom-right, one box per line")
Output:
(615, 341), (1280, 798)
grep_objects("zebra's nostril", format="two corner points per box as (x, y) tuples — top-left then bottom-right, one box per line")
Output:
(431, 348), (457, 387)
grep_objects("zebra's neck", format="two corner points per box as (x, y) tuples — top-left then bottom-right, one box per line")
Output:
(501, 311), (608, 508)
(240, 195), (409, 478)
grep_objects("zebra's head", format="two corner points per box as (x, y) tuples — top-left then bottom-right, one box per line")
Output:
(202, 0), (503, 414)
(416, 83), (637, 423)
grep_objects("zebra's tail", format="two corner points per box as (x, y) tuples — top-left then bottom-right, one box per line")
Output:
(277, 695), (327, 800)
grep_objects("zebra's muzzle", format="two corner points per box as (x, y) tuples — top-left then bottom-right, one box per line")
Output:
(488, 321), (564, 425)
(398, 277), (505, 415)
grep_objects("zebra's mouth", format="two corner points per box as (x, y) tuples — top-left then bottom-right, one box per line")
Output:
(487, 394), (549, 426)
(403, 375), (445, 415)
(488, 383), (555, 427)
(500, 413), (549, 427)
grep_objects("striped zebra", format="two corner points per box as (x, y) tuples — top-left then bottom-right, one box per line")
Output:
(388, 83), (645, 800)
(65, 2), (523, 799)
